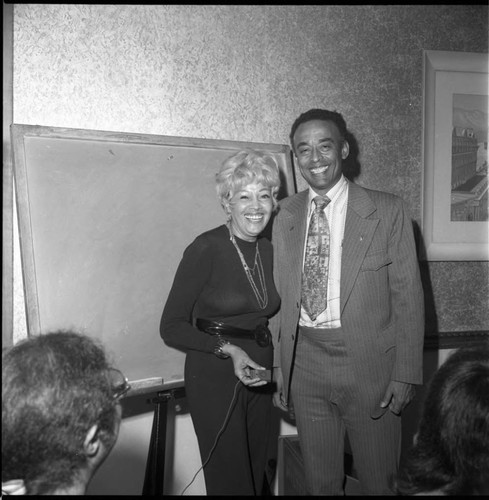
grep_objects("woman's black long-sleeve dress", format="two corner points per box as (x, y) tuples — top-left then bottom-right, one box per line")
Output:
(160, 224), (280, 495)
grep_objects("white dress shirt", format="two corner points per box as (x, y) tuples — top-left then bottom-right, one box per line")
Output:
(299, 175), (348, 328)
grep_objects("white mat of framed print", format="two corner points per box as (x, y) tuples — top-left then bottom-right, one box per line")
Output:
(422, 50), (488, 261)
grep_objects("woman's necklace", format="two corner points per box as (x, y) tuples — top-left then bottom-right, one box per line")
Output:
(227, 224), (268, 310)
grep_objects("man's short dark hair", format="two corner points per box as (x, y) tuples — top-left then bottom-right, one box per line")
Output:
(2, 330), (120, 495)
(289, 108), (348, 150)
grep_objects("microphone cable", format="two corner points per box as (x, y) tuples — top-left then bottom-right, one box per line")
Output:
(180, 378), (241, 495)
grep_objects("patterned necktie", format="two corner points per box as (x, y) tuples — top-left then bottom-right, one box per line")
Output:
(301, 195), (331, 321)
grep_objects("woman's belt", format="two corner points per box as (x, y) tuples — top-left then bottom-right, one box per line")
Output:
(196, 318), (271, 347)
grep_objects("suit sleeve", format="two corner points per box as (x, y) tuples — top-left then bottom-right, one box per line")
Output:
(270, 214), (282, 368)
(388, 197), (425, 384)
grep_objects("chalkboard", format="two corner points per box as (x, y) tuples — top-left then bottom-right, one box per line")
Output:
(11, 124), (296, 388)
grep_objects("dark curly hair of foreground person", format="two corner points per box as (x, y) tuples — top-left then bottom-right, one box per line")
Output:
(394, 342), (489, 496)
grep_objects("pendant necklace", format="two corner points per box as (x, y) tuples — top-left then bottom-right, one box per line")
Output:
(227, 223), (268, 309)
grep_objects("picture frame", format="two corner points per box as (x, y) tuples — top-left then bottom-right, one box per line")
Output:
(421, 50), (488, 261)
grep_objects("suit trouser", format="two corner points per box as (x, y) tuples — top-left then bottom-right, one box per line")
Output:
(290, 326), (401, 495)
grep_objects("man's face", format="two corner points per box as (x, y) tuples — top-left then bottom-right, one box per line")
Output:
(293, 119), (349, 195)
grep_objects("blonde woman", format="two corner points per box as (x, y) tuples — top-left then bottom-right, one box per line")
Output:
(160, 149), (281, 495)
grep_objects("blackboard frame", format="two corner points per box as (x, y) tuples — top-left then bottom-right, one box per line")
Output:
(11, 124), (296, 389)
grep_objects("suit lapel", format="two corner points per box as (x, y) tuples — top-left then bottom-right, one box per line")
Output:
(340, 183), (379, 313)
(279, 185), (380, 315)
(280, 191), (309, 292)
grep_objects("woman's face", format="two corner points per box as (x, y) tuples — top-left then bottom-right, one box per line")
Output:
(226, 181), (273, 242)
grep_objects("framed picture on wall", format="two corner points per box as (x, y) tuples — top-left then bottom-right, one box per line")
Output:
(421, 50), (488, 261)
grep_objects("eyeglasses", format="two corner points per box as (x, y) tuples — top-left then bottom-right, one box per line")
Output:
(109, 368), (131, 401)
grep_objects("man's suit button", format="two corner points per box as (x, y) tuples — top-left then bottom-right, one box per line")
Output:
(292, 335), (295, 340)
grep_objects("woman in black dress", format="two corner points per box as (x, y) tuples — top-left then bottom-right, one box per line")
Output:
(160, 149), (281, 495)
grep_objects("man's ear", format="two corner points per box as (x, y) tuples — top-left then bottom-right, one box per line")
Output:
(292, 152), (298, 170)
(341, 140), (350, 160)
(292, 153), (302, 179)
(83, 424), (100, 457)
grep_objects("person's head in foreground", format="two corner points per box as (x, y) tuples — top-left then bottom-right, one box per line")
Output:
(2, 330), (129, 495)
(395, 343), (489, 496)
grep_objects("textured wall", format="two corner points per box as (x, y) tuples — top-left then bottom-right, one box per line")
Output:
(12, 5), (488, 334)
(9, 5), (488, 495)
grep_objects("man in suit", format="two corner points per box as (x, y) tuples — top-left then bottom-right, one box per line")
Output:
(270, 108), (424, 495)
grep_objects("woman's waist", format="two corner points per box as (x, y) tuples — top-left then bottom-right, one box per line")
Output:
(195, 317), (271, 347)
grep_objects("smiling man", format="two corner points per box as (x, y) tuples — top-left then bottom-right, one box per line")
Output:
(269, 108), (425, 495)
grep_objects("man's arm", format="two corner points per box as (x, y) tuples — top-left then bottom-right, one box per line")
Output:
(383, 197), (424, 415)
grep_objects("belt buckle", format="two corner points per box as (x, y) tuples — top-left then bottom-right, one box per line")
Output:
(254, 325), (271, 347)
(198, 319), (224, 336)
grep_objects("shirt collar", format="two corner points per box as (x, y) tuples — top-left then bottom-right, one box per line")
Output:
(2, 479), (26, 495)
(307, 174), (347, 208)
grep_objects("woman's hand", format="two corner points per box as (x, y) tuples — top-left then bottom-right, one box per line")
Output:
(223, 344), (269, 387)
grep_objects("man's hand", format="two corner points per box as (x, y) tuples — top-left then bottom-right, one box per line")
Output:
(380, 380), (416, 415)
(272, 367), (288, 412)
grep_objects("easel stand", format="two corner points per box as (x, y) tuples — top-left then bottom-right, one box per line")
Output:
(142, 386), (186, 496)
(142, 391), (170, 496)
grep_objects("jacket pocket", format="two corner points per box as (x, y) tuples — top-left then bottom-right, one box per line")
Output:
(360, 252), (392, 271)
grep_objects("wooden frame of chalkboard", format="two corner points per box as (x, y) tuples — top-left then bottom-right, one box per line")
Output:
(11, 124), (296, 391)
